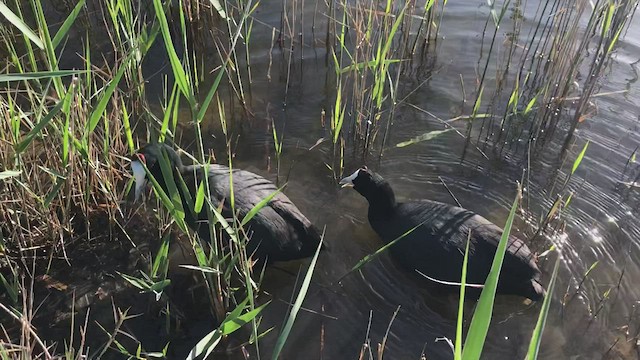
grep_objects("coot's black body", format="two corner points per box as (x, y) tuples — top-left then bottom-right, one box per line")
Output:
(340, 166), (545, 301)
(131, 143), (323, 266)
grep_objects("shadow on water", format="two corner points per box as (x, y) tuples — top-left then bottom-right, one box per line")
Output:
(16, 0), (640, 359)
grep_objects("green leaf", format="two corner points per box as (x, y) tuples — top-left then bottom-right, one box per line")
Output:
(607, 25), (624, 54)
(343, 219), (429, 279)
(544, 195), (563, 225)
(61, 82), (75, 166)
(151, 234), (171, 278)
(16, 90), (70, 154)
(564, 191), (574, 208)
(119, 272), (150, 291)
(194, 180), (206, 214)
(151, 0), (191, 102)
(44, 177), (66, 207)
(0, 171), (21, 180)
(52, 0), (86, 48)
(207, 0), (227, 19)
(272, 120), (282, 154)
(473, 86), (484, 115)
(0, 70), (84, 82)
(272, 235), (324, 359)
(159, 84), (178, 142)
(176, 170), (195, 218)
(241, 187), (283, 226)
(178, 265), (221, 274)
(396, 129), (454, 148)
(187, 298), (269, 360)
(139, 156), (188, 232)
(86, 52), (132, 136)
(507, 88), (518, 110)
(525, 255), (560, 359)
(524, 95), (538, 115)
(340, 59), (401, 73)
(601, 2), (615, 39)
(571, 141), (589, 175)
(149, 279), (171, 293)
(121, 101), (135, 153)
(454, 232), (471, 360)
(221, 302), (269, 335)
(0, 2), (44, 49)
(156, 147), (186, 227)
(0, 272), (18, 304)
(462, 185), (522, 360)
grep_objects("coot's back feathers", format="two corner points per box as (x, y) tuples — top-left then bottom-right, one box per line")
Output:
(340, 166), (545, 301)
(187, 164), (322, 262)
(132, 143), (322, 266)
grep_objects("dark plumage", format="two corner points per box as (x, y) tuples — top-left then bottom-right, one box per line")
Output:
(130, 143), (323, 267)
(340, 166), (545, 301)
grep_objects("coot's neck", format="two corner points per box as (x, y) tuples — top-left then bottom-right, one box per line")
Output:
(363, 181), (397, 219)
(153, 162), (199, 223)
(152, 160), (188, 193)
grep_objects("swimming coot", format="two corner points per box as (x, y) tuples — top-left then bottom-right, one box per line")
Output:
(339, 166), (545, 301)
(130, 143), (323, 266)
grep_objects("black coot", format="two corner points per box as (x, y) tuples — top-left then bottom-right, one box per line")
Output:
(130, 143), (323, 267)
(339, 166), (545, 301)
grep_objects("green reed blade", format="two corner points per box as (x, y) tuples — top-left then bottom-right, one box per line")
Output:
(151, 0), (192, 104)
(151, 233), (171, 279)
(196, 67), (226, 123)
(187, 298), (269, 360)
(15, 88), (70, 154)
(272, 232), (324, 360)
(241, 187), (283, 226)
(571, 141), (589, 175)
(194, 180), (206, 214)
(139, 156), (188, 233)
(396, 129), (454, 148)
(339, 218), (431, 283)
(208, 0), (227, 19)
(523, 94), (538, 115)
(607, 25), (624, 54)
(462, 185), (521, 360)
(0, 1), (44, 49)
(525, 255), (560, 359)
(31, 0), (64, 94)
(160, 83), (179, 142)
(51, 0), (86, 48)
(0, 70), (84, 82)
(86, 52), (132, 136)
(455, 231), (472, 360)
(0, 171), (21, 180)
(121, 100), (135, 153)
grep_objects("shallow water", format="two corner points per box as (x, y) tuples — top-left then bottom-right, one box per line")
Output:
(45, 0), (640, 358)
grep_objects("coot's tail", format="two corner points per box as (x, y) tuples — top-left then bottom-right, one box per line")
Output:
(526, 278), (547, 302)
(298, 225), (329, 259)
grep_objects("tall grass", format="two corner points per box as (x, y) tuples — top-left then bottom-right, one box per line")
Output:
(0, 0), (144, 357)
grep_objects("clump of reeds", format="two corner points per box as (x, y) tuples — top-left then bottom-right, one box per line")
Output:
(0, 0), (153, 357)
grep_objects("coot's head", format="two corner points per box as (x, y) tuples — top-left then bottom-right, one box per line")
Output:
(339, 166), (396, 209)
(129, 143), (182, 201)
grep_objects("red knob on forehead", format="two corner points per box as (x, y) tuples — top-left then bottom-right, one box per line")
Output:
(136, 153), (146, 164)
